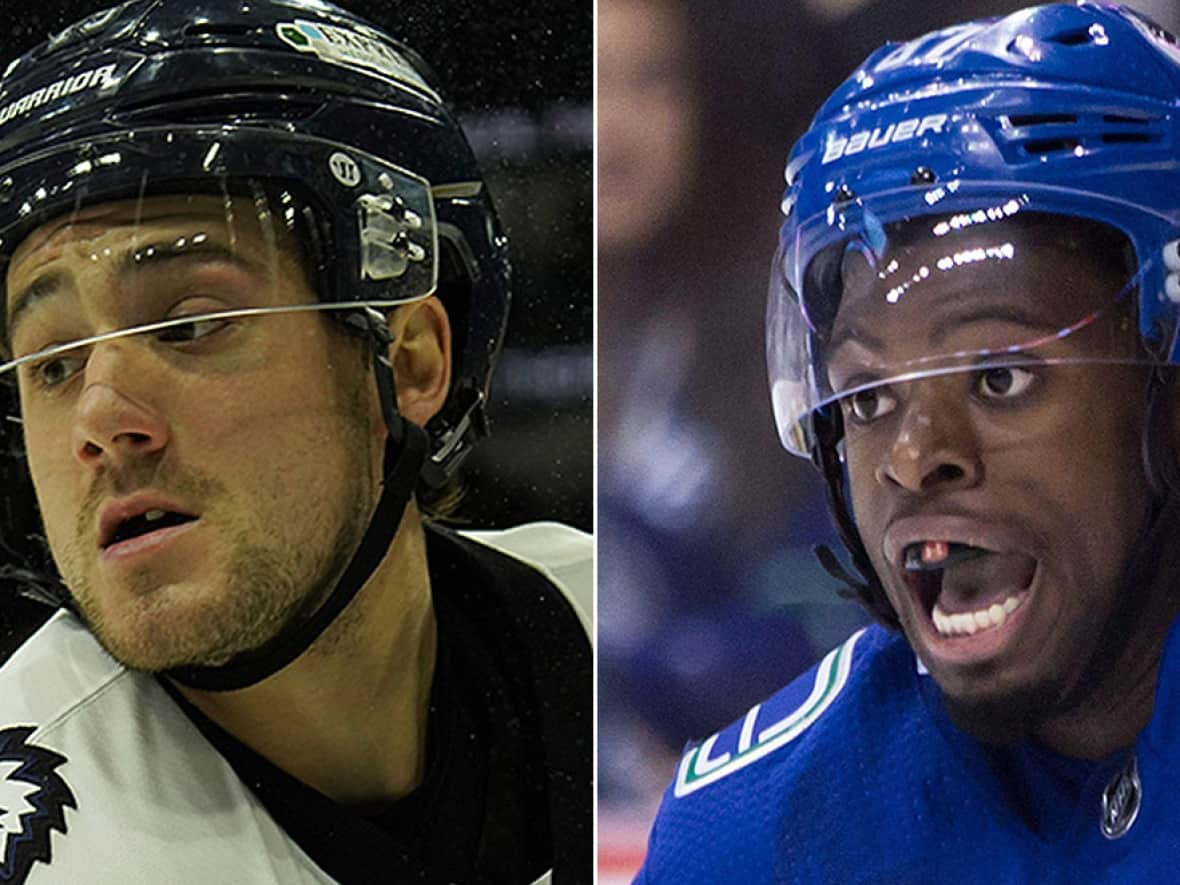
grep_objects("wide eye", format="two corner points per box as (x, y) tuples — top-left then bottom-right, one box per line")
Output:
(844, 385), (897, 424)
(976, 365), (1035, 400)
(156, 316), (228, 344)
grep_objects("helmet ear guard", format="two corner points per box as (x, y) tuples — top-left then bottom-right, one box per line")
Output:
(417, 210), (510, 489)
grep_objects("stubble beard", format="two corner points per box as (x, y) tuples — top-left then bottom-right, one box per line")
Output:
(61, 459), (373, 672)
(57, 377), (376, 673)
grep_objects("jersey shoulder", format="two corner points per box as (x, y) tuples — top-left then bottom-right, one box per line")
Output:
(441, 522), (593, 880)
(638, 624), (923, 884)
(0, 612), (334, 883)
(0, 609), (124, 726)
(459, 521), (592, 634)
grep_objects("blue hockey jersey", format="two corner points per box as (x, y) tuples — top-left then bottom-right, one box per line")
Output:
(637, 621), (1180, 884)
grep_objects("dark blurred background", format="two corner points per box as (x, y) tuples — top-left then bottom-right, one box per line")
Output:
(596, 0), (1180, 879)
(0, 0), (591, 652)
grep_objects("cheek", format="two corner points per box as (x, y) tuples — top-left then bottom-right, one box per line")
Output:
(1047, 466), (1144, 580)
(844, 442), (887, 542)
(21, 419), (75, 545)
(1015, 410), (1148, 591)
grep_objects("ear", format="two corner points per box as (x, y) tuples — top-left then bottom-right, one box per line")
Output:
(386, 296), (452, 428)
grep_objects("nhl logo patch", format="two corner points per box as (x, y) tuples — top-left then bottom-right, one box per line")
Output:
(0, 727), (75, 883)
(1100, 754), (1141, 840)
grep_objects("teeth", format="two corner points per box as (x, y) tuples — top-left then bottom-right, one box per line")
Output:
(904, 540), (989, 572)
(144, 509), (166, 522)
(923, 540), (949, 565)
(932, 592), (1026, 637)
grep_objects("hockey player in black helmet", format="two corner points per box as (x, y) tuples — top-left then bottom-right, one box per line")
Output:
(640, 4), (1180, 882)
(0, 1), (591, 882)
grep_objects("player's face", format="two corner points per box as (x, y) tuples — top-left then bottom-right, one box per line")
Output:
(828, 226), (1155, 741)
(6, 195), (380, 671)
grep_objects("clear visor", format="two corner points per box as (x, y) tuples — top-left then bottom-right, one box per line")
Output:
(0, 126), (442, 387)
(1, 302), (404, 396)
(768, 196), (1177, 456)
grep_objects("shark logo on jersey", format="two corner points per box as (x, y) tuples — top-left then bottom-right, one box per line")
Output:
(0, 727), (75, 883)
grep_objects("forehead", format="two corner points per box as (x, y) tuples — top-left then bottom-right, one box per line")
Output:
(825, 213), (1135, 355)
(4, 193), (308, 338)
(7, 193), (299, 289)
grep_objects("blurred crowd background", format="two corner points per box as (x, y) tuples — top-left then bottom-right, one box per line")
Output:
(597, 0), (1180, 879)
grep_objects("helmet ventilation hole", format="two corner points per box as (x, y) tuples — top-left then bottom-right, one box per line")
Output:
(1023, 137), (1080, 156)
(1002, 111), (1164, 159)
(1045, 28), (1097, 47)
(1008, 113), (1076, 127)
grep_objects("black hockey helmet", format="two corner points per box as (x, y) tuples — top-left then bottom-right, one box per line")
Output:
(0, 0), (509, 474)
(0, 0), (510, 688)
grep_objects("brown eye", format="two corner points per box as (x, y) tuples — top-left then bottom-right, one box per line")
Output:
(31, 354), (86, 388)
(977, 366), (1035, 399)
(156, 317), (229, 343)
(845, 385), (897, 423)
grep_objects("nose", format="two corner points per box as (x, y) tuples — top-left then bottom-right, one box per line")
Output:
(72, 342), (169, 467)
(874, 380), (982, 495)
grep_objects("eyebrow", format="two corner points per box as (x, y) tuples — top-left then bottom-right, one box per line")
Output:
(6, 240), (256, 340)
(825, 294), (1064, 364)
(928, 302), (1063, 349)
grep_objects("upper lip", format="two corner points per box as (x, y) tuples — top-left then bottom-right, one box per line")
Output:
(883, 513), (1030, 568)
(97, 494), (198, 549)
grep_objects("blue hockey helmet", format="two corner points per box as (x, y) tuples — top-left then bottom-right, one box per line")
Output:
(768, 2), (1180, 459)
(767, 2), (1180, 628)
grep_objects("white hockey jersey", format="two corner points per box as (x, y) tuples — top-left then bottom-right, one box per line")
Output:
(0, 523), (591, 884)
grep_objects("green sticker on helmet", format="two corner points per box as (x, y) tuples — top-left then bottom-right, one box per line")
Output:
(276, 20), (440, 104)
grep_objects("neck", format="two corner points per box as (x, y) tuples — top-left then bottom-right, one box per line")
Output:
(1034, 524), (1180, 760)
(1033, 629), (1167, 760)
(171, 504), (437, 806)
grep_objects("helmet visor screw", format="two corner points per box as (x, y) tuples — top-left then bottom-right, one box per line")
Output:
(833, 184), (856, 206)
(910, 166), (937, 185)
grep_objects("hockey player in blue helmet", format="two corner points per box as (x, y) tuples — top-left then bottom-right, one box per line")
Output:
(0, 1), (591, 883)
(640, 4), (1180, 882)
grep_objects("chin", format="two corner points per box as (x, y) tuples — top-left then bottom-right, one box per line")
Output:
(88, 606), (233, 673)
(81, 577), (280, 673)
(939, 679), (1060, 747)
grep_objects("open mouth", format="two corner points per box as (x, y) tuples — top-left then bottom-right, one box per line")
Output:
(902, 540), (1037, 639)
(104, 509), (198, 549)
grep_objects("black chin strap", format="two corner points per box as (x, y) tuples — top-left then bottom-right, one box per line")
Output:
(810, 408), (901, 630)
(167, 310), (429, 692)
